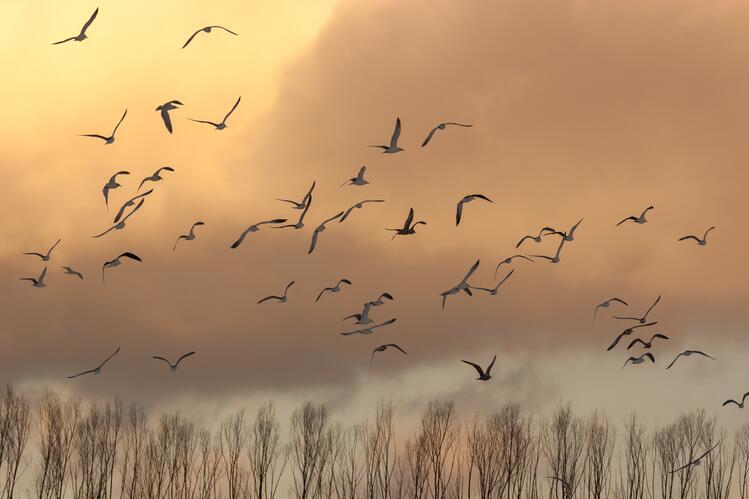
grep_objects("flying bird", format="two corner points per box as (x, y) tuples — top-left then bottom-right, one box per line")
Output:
(455, 194), (492, 226)
(594, 298), (628, 320)
(343, 302), (375, 325)
(182, 25), (238, 49)
(516, 228), (554, 248)
(102, 252), (142, 282)
(369, 117), (404, 153)
(421, 122), (472, 147)
(666, 350), (717, 370)
(231, 219), (287, 248)
(387, 208), (426, 238)
(138, 166), (175, 192)
(81, 109), (127, 145)
(275, 181), (315, 210)
(494, 255), (533, 278)
(440, 259), (480, 309)
(531, 238), (566, 263)
(371, 344), (407, 365)
(622, 352), (655, 369)
(93, 198), (145, 238)
(173, 222), (205, 251)
(188, 96), (241, 130)
(678, 226), (716, 246)
(61, 266), (84, 280)
(462, 355), (496, 381)
(606, 322), (658, 351)
(52, 7), (99, 45)
(469, 269), (514, 296)
(613, 295), (661, 324)
(258, 281), (295, 304)
(340, 318), (397, 336)
(308, 212), (344, 254)
(723, 392), (749, 409)
(67, 347), (120, 379)
(542, 218), (583, 242)
(669, 443), (721, 473)
(20, 267), (47, 288)
(23, 239), (61, 261)
(368, 292), (394, 307)
(340, 166), (369, 188)
(340, 199), (385, 223)
(113, 189), (153, 224)
(617, 206), (654, 226)
(316, 279), (352, 302)
(152, 352), (196, 372)
(156, 101), (183, 134)
(627, 333), (669, 350)
(276, 199), (312, 230)
(102, 171), (130, 208)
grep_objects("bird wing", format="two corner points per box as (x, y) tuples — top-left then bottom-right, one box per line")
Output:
(616, 216), (637, 226)
(257, 295), (280, 304)
(462, 360), (486, 378)
(644, 352), (655, 363)
(173, 235), (187, 251)
(691, 350), (716, 360)
(444, 122), (473, 127)
(97, 347), (121, 370)
(421, 126), (439, 147)
(340, 205), (356, 223)
(316, 288), (333, 302)
(161, 108), (174, 133)
(80, 7), (99, 35)
(372, 318), (397, 329)
(644, 295), (661, 318)
(188, 118), (221, 127)
(67, 369), (96, 379)
(152, 356), (172, 366)
(308, 230), (320, 254)
(175, 351), (196, 366)
(486, 355), (497, 375)
(460, 260), (481, 285)
(182, 29), (202, 49)
(230, 227), (253, 249)
(284, 281), (295, 295)
(666, 352), (686, 370)
(390, 344), (408, 355)
(80, 134), (109, 141)
(53, 36), (77, 45)
(403, 208), (415, 229)
(497, 269), (514, 287)
(112, 109), (127, 135)
(92, 225), (117, 238)
(515, 235), (533, 248)
(223, 96), (241, 123)
(606, 332), (628, 351)
(470, 194), (493, 203)
(119, 252), (142, 262)
(455, 200), (464, 226)
(215, 26), (239, 35)
(626, 338), (646, 350)
(651, 333), (669, 341)
(678, 235), (700, 242)
(323, 211), (345, 225)
(610, 298), (628, 306)
(390, 117), (401, 147)
(339, 279), (352, 286)
(356, 165), (366, 179)
(723, 399), (739, 407)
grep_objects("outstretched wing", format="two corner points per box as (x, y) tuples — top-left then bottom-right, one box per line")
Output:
(606, 332), (627, 351)
(421, 126), (439, 147)
(161, 108), (174, 133)
(308, 230), (320, 254)
(182, 28), (202, 49)
(455, 200), (464, 226)
(175, 351), (196, 366)
(80, 7), (99, 35)
(616, 216), (637, 226)
(461, 360), (485, 378)
(389, 117), (401, 147)
(223, 96), (241, 123)
(485, 355), (497, 375)
(666, 352), (685, 370)
(97, 347), (121, 370)
(230, 227), (252, 249)
(112, 109), (127, 135)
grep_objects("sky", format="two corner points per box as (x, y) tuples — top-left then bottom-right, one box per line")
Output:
(1, 0), (748, 431)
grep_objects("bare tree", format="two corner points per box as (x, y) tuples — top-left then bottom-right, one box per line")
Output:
(701, 419), (735, 499)
(404, 434), (429, 499)
(362, 402), (398, 499)
(289, 401), (329, 499)
(0, 386), (31, 499)
(671, 410), (710, 499)
(334, 423), (363, 499)
(736, 424), (749, 499)
(583, 411), (615, 499)
(543, 403), (587, 499)
(248, 403), (287, 499)
(35, 392), (80, 499)
(221, 410), (250, 499)
(420, 400), (460, 499)
(615, 414), (647, 499)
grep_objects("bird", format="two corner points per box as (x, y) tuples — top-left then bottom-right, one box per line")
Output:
(275, 181), (315, 210)
(102, 171), (130, 208)
(81, 110), (127, 145)
(308, 212), (344, 254)
(343, 302), (375, 325)
(20, 267), (47, 288)
(613, 295), (661, 324)
(531, 238), (566, 264)
(421, 122), (472, 147)
(606, 322), (658, 351)
(152, 352), (196, 372)
(622, 352), (655, 369)
(387, 208), (426, 239)
(231, 219), (287, 248)
(666, 350), (717, 370)
(276, 199), (312, 230)
(627, 333), (669, 350)
(23, 239), (61, 261)
(455, 194), (492, 226)
(594, 298), (628, 320)
(494, 255), (533, 278)
(182, 25), (238, 49)
(617, 206), (654, 226)
(369, 117), (404, 153)
(367, 292), (394, 307)
(156, 101), (183, 134)
(723, 392), (749, 409)
(258, 281), (295, 304)
(67, 347), (120, 379)
(678, 226), (716, 246)
(102, 252), (142, 282)
(516, 229), (554, 248)
(52, 7), (99, 45)
(61, 266), (84, 280)
(669, 443), (721, 473)
(316, 279), (352, 302)
(371, 344), (407, 365)
(173, 222), (205, 251)
(188, 96), (241, 130)
(340, 200), (385, 223)
(469, 269), (514, 296)
(113, 190), (153, 223)
(340, 166), (369, 187)
(93, 199), (145, 238)
(440, 260), (480, 309)
(138, 166), (175, 192)
(340, 318), (397, 336)
(542, 218), (583, 242)
(462, 355), (496, 381)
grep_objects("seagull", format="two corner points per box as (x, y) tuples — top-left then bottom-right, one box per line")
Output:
(613, 295), (661, 324)
(440, 260), (480, 309)
(340, 200), (385, 223)
(276, 199), (311, 230)
(102, 252), (142, 282)
(316, 279), (352, 302)
(542, 218), (583, 242)
(723, 392), (749, 409)
(23, 239), (61, 261)
(669, 443), (721, 473)
(340, 318), (397, 336)
(340, 166), (369, 187)
(182, 25), (238, 49)
(622, 352), (655, 369)
(368, 292), (394, 307)
(102, 171), (130, 208)
(666, 350), (717, 370)
(516, 228), (554, 248)
(113, 189), (153, 223)
(258, 281), (295, 304)
(627, 333), (669, 350)
(52, 7), (99, 45)
(343, 302), (375, 325)
(617, 206), (654, 226)
(369, 117), (404, 154)
(173, 222), (205, 251)
(152, 352), (196, 372)
(231, 219), (287, 248)
(188, 96), (241, 130)
(531, 238), (566, 264)
(469, 269), (514, 296)
(462, 355), (496, 381)
(678, 226), (716, 246)
(275, 181), (315, 210)
(594, 298), (629, 320)
(156, 101), (183, 134)
(138, 166), (175, 192)
(20, 267), (47, 288)
(371, 344), (407, 366)
(606, 322), (658, 351)
(455, 194), (492, 226)
(494, 255), (533, 278)
(61, 266), (84, 280)
(92, 199), (145, 238)
(421, 122), (472, 147)
(67, 347), (120, 379)
(308, 212), (344, 254)
(387, 208), (426, 239)
(81, 110), (127, 145)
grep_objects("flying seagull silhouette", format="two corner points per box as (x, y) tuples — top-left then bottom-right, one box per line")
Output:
(622, 352), (655, 369)
(343, 293), (394, 324)
(617, 206), (654, 226)
(316, 279), (352, 302)
(153, 352), (196, 371)
(67, 347), (120, 379)
(368, 292), (394, 307)
(440, 260), (480, 308)
(462, 355), (496, 381)
(516, 228), (555, 248)
(369, 117), (404, 153)
(469, 269), (514, 296)
(52, 7), (99, 45)
(275, 181), (315, 210)
(543, 218), (583, 242)
(20, 267), (47, 288)
(340, 318), (397, 336)
(102, 252), (142, 282)
(387, 208), (426, 239)
(308, 212), (344, 254)
(613, 295), (661, 324)
(340, 199), (385, 223)
(182, 25), (238, 49)
(531, 238), (566, 264)
(455, 194), (492, 226)
(606, 322), (658, 351)
(258, 281), (295, 304)
(23, 239), (61, 261)
(421, 122), (472, 147)
(723, 392), (749, 409)
(627, 333), (669, 350)
(138, 166), (175, 192)
(188, 96), (241, 130)
(669, 442), (720, 473)
(340, 166), (369, 187)
(277, 198), (312, 230)
(666, 350), (716, 370)
(594, 298), (628, 320)
(61, 266), (84, 280)
(371, 344), (407, 366)
(81, 109), (127, 145)
(93, 198), (145, 238)
(494, 255), (533, 278)
(173, 221), (205, 251)
(102, 171), (130, 208)
(678, 226), (716, 246)
(231, 218), (287, 248)
(156, 101), (183, 134)
(113, 189), (153, 223)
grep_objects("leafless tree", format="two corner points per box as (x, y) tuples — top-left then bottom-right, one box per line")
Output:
(671, 410), (711, 499)
(0, 385), (31, 499)
(289, 401), (329, 499)
(404, 434), (429, 499)
(362, 402), (398, 499)
(543, 403), (587, 499)
(35, 392), (80, 499)
(615, 414), (647, 499)
(701, 419), (735, 499)
(221, 410), (250, 499)
(736, 424), (749, 499)
(583, 411), (615, 499)
(248, 402), (287, 499)
(420, 400), (460, 499)
(334, 423), (364, 499)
